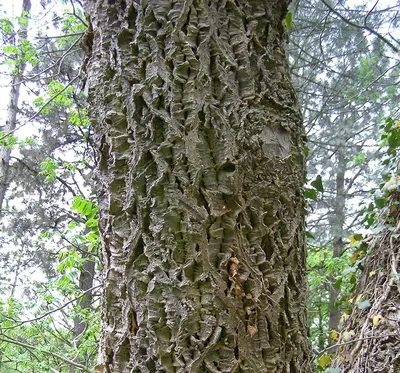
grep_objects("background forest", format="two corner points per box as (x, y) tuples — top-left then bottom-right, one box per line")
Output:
(0, 0), (398, 372)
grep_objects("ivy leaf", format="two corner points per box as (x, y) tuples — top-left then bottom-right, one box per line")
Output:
(349, 236), (357, 245)
(355, 299), (370, 310)
(330, 330), (339, 341)
(353, 233), (363, 241)
(334, 278), (342, 289)
(372, 314), (384, 326)
(342, 330), (355, 342)
(318, 354), (332, 369)
(304, 188), (317, 201)
(374, 197), (387, 209)
(388, 131), (399, 150)
(342, 266), (357, 276)
(311, 175), (324, 192)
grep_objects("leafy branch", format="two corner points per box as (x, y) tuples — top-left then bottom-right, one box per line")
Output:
(0, 74), (80, 142)
(0, 335), (90, 371)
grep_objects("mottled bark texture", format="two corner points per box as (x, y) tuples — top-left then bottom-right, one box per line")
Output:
(85, 0), (312, 372)
(331, 192), (400, 373)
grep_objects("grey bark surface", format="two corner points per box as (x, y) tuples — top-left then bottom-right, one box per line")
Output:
(85, 1), (312, 372)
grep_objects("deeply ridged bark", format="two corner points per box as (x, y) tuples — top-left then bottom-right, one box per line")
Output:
(85, 1), (312, 372)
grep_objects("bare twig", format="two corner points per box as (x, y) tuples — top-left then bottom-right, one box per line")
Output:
(19, 34), (83, 83)
(34, 32), (84, 40)
(1, 285), (100, 330)
(321, 0), (399, 54)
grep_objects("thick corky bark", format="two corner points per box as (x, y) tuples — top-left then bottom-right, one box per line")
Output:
(85, 0), (312, 372)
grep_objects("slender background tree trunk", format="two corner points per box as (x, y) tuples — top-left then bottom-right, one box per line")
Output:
(0, 0), (31, 214)
(85, 1), (313, 371)
(328, 140), (346, 347)
(70, 244), (96, 373)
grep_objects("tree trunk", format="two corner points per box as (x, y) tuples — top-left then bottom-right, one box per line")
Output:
(70, 248), (96, 373)
(73, 257), (95, 339)
(85, 1), (312, 371)
(0, 0), (31, 214)
(331, 191), (400, 372)
(328, 142), (346, 347)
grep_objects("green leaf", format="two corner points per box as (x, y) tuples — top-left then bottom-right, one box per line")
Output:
(334, 278), (342, 290)
(17, 11), (29, 27)
(304, 188), (317, 201)
(384, 117), (394, 132)
(285, 11), (293, 31)
(56, 275), (70, 290)
(311, 175), (324, 192)
(306, 231), (315, 239)
(68, 221), (78, 230)
(72, 195), (83, 210)
(375, 197), (387, 209)
(85, 218), (98, 228)
(318, 354), (332, 369)
(351, 152), (365, 166)
(0, 18), (14, 34)
(3, 45), (18, 54)
(82, 201), (93, 216)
